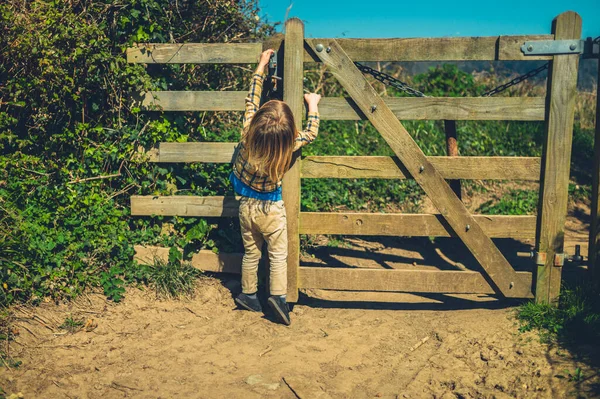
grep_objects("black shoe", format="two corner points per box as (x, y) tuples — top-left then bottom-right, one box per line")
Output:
(268, 296), (291, 325)
(235, 293), (262, 312)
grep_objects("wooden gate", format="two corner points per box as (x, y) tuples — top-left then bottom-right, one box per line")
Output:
(129, 12), (582, 304)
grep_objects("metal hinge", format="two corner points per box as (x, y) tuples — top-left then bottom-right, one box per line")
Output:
(521, 39), (584, 55)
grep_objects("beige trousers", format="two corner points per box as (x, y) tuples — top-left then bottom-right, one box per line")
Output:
(238, 197), (288, 296)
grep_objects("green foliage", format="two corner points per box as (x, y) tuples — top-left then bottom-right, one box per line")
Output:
(59, 315), (84, 333)
(0, 0), (272, 306)
(414, 64), (486, 97)
(477, 189), (539, 215)
(517, 282), (600, 345)
(149, 250), (202, 299)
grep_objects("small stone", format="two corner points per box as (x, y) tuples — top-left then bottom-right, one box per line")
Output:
(264, 382), (280, 391)
(522, 384), (528, 390)
(245, 375), (263, 385)
(516, 349), (524, 355)
(480, 352), (489, 362)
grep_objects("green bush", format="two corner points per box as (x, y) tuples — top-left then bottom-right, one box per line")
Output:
(0, 0), (272, 306)
(517, 282), (600, 344)
(477, 189), (539, 215)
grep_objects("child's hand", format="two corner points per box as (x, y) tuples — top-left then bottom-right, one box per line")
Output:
(304, 93), (321, 113)
(258, 49), (275, 70)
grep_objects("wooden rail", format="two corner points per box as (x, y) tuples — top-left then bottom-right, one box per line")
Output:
(130, 196), (535, 239)
(127, 43), (263, 64)
(126, 35), (553, 64)
(300, 213), (536, 239)
(137, 93), (546, 121)
(133, 245), (533, 295)
(146, 144), (541, 181)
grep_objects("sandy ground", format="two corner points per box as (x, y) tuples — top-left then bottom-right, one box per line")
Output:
(1, 203), (598, 398)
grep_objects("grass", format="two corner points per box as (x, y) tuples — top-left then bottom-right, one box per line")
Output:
(0, 309), (20, 369)
(517, 281), (600, 345)
(150, 256), (203, 299)
(59, 316), (84, 333)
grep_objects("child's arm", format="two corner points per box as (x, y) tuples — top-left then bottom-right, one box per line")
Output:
(293, 93), (321, 151)
(242, 49), (274, 135)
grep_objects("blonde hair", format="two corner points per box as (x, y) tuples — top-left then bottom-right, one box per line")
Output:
(244, 100), (296, 183)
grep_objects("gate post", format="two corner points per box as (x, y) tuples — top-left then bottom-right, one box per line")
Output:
(282, 18), (304, 302)
(535, 11), (582, 304)
(590, 55), (600, 284)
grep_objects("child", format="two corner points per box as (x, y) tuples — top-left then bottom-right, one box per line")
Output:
(230, 49), (321, 325)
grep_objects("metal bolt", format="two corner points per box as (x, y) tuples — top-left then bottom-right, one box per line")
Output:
(326, 46), (331, 53)
(315, 43), (324, 52)
(371, 104), (377, 112)
(527, 45), (533, 52)
(419, 165), (424, 173)
(569, 43), (577, 51)
(466, 224), (471, 231)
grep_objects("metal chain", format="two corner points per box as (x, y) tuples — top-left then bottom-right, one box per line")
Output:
(482, 63), (549, 97)
(354, 61), (550, 98)
(354, 62), (427, 97)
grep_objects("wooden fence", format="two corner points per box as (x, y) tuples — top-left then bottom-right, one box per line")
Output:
(129, 12), (583, 304)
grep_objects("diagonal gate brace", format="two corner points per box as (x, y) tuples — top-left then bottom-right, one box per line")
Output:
(307, 39), (532, 298)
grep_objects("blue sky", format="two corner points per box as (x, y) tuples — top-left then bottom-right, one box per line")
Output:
(258, 0), (600, 39)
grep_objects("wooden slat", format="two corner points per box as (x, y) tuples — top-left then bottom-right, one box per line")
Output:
(301, 156), (541, 180)
(126, 43), (262, 64)
(136, 91), (246, 111)
(130, 196), (239, 217)
(306, 36), (553, 62)
(134, 245), (533, 298)
(300, 213), (536, 239)
(591, 50), (600, 285)
(130, 197), (534, 239)
(126, 36), (553, 64)
(158, 142), (237, 163)
(282, 18), (305, 303)
(299, 267), (533, 296)
(134, 245), (243, 274)
(308, 38), (532, 298)
(535, 12), (582, 304)
(137, 93), (546, 120)
(318, 97), (546, 121)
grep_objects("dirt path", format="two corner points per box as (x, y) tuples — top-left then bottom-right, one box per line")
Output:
(1, 208), (598, 398)
(2, 282), (599, 398)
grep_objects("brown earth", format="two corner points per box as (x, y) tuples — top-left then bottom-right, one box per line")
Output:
(1, 199), (598, 398)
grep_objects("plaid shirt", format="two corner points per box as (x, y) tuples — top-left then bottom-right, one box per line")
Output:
(232, 71), (320, 193)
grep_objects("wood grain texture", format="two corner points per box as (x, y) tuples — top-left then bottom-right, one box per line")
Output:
(591, 57), (600, 284)
(301, 156), (541, 180)
(158, 142), (238, 163)
(306, 36), (552, 62)
(317, 96), (546, 121)
(134, 245), (243, 274)
(535, 12), (582, 304)
(126, 43), (262, 64)
(299, 267), (533, 296)
(133, 245), (533, 298)
(136, 91), (246, 111)
(299, 213), (536, 239)
(308, 38), (531, 298)
(282, 18), (304, 303)
(126, 36), (552, 64)
(130, 196), (240, 217)
(134, 92), (545, 120)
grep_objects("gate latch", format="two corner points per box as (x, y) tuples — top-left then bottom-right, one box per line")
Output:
(521, 39), (584, 55)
